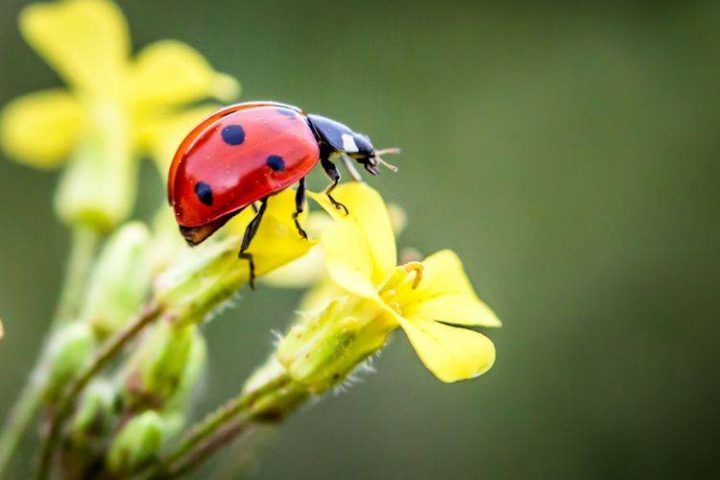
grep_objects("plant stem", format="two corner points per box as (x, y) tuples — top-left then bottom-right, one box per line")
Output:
(0, 226), (100, 478)
(146, 374), (292, 479)
(53, 226), (101, 327)
(36, 302), (163, 480)
(164, 420), (258, 478)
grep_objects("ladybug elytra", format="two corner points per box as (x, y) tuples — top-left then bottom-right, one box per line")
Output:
(168, 101), (399, 286)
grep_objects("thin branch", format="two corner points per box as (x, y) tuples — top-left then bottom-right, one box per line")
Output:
(145, 375), (290, 479)
(165, 420), (258, 478)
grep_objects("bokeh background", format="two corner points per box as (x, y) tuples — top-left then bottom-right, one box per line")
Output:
(2, 0), (720, 478)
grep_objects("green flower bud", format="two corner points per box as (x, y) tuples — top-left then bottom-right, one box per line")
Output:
(44, 323), (95, 401)
(106, 411), (165, 474)
(154, 238), (246, 326)
(81, 222), (152, 338)
(69, 380), (115, 443)
(55, 101), (135, 231)
(277, 296), (394, 394)
(121, 322), (206, 411)
(60, 380), (116, 479)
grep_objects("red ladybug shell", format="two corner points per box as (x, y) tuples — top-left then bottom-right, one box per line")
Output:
(168, 102), (320, 231)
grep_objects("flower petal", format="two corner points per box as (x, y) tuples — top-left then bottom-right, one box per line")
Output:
(310, 182), (396, 286)
(20, 0), (129, 94)
(260, 246), (325, 288)
(0, 89), (83, 168)
(398, 317), (496, 383)
(321, 218), (378, 299)
(226, 189), (316, 278)
(128, 40), (239, 108)
(406, 294), (500, 327)
(401, 250), (501, 327)
(261, 211), (332, 288)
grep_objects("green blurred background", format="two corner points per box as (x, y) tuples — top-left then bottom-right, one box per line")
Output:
(2, 0), (720, 478)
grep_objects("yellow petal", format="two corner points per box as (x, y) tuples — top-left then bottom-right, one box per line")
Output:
(20, 0), (129, 94)
(401, 250), (501, 327)
(321, 219), (378, 299)
(261, 211), (332, 288)
(310, 182), (396, 286)
(139, 105), (220, 176)
(261, 246), (325, 288)
(226, 189), (315, 278)
(398, 317), (496, 383)
(0, 89), (83, 168)
(128, 40), (239, 108)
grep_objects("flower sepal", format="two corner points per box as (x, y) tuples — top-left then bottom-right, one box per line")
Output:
(277, 296), (394, 393)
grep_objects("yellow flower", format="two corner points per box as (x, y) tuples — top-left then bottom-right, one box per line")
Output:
(298, 183), (501, 383)
(0, 0), (238, 230)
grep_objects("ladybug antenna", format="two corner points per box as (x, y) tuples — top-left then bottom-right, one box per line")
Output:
(375, 147), (401, 172)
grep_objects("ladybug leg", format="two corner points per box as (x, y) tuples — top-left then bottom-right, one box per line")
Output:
(239, 197), (268, 289)
(320, 157), (349, 215)
(340, 154), (363, 182)
(293, 177), (308, 240)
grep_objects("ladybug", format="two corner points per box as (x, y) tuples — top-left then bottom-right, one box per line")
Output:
(168, 101), (399, 286)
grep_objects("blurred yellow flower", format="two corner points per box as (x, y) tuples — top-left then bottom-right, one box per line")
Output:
(0, 0), (238, 229)
(307, 183), (501, 383)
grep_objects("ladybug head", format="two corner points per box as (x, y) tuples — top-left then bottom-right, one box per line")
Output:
(305, 114), (400, 176)
(348, 133), (400, 176)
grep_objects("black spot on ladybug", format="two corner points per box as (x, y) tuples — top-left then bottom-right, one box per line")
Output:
(266, 155), (286, 172)
(194, 181), (214, 206)
(221, 124), (245, 145)
(276, 108), (297, 119)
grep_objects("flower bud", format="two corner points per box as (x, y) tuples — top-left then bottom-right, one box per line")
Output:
(106, 411), (166, 474)
(81, 222), (152, 338)
(60, 380), (116, 478)
(44, 323), (94, 401)
(55, 100), (135, 231)
(69, 379), (115, 442)
(120, 322), (206, 411)
(277, 296), (394, 393)
(154, 238), (247, 326)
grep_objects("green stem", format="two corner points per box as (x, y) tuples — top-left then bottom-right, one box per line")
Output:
(146, 374), (293, 479)
(53, 226), (101, 327)
(0, 226), (100, 478)
(164, 422), (259, 479)
(36, 302), (163, 480)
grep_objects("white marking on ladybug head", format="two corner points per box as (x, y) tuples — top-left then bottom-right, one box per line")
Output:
(341, 133), (359, 153)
